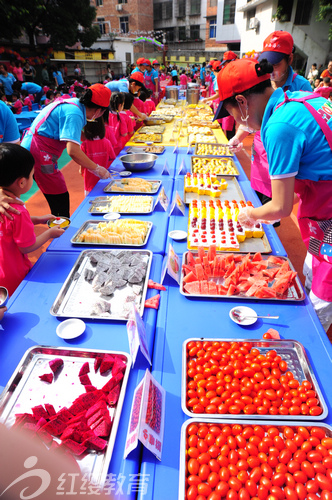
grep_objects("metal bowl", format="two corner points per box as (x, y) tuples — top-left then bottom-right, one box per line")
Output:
(119, 153), (158, 172)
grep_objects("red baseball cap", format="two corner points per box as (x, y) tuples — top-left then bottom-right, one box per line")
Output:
(144, 58), (152, 66)
(136, 57), (147, 65)
(214, 59), (270, 120)
(211, 60), (222, 71)
(223, 51), (238, 61)
(153, 60), (160, 65)
(258, 31), (294, 65)
(89, 84), (111, 107)
(129, 72), (145, 85)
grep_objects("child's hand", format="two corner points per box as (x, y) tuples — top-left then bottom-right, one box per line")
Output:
(48, 226), (65, 238)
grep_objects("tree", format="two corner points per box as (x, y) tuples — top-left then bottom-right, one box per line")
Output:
(317, 0), (332, 40)
(0, 0), (100, 49)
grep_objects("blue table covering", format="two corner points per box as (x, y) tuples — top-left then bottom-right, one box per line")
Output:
(166, 177), (287, 257)
(0, 251), (164, 500)
(138, 277), (332, 500)
(47, 177), (174, 255)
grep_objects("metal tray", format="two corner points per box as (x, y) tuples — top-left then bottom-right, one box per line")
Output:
(132, 133), (162, 143)
(183, 175), (244, 205)
(181, 338), (327, 419)
(181, 252), (303, 300)
(139, 126), (166, 134)
(103, 179), (161, 195)
(71, 220), (153, 247)
(0, 345), (131, 487)
(50, 249), (152, 320)
(191, 156), (240, 177)
(179, 419), (332, 500)
(88, 195), (154, 214)
(194, 142), (234, 156)
(127, 146), (165, 155)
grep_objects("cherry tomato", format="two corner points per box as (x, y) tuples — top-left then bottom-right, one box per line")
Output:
(270, 486), (286, 500)
(321, 491), (332, 500)
(316, 473), (332, 491)
(293, 471), (308, 484)
(284, 487), (298, 500)
(310, 427), (326, 440)
(229, 477), (242, 492)
(306, 480), (319, 494)
(187, 485), (198, 500)
(208, 471), (220, 489)
(198, 452), (210, 465)
(188, 458), (200, 475)
(295, 483), (307, 500)
(227, 488), (239, 500)
(245, 479), (257, 497)
(301, 460), (315, 478)
(257, 485), (269, 500)
(216, 481), (229, 497)
(239, 488), (250, 500)
(250, 467), (262, 483)
(307, 451), (323, 463)
(188, 475), (201, 486)
(198, 482), (212, 497)
(220, 467), (230, 482)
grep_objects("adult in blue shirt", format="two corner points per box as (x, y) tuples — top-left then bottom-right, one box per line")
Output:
(0, 64), (16, 100)
(217, 57), (332, 331)
(13, 81), (44, 105)
(131, 57), (148, 75)
(144, 60), (159, 104)
(105, 73), (147, 120)
(51, 65), (64, 88)
(171, 67), (178, 85)
(200, 62), (206, 86)
(21, 84), (111, 217)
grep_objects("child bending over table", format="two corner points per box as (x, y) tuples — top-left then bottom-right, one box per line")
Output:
(0, 144), (64, 296)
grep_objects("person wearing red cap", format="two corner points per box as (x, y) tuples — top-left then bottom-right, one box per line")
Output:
(21, 84), (112, 217)
(217, 57), (332, 331)
(131, 58), (148, 75)
(144, 59), (159, 105)
(105, 73), (148, 121)
(228, 31), (311, 206)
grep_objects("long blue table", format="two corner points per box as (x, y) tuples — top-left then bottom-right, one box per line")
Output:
(166, 177), (287, 257)
(108, 146), (177, 178)
(138, 276), (332, 500)
(47, 177), (174, 255)
(0, 251), (164, 500)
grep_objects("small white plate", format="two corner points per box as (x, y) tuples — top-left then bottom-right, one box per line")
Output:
(229, 306), (258, 326)
(119, 171), (132, 177)
(56, 319), (86, 339)
(145, 141), (153, 146)
(103, 212), (121, 221)
(168, 230), (187, 241)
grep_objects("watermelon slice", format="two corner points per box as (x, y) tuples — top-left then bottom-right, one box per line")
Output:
(79, 374), (92, 386)
(208, 281), (218, 295)
(227, 284), (237, 296)
(224, 260), (235, 278)
(252, 252), (263, 261)
(39, 373), (53, 384)
(263, 268), (280, 280)
(236, 281), (252, 293)
(254, 287), (277, 299)
(198, 246), (206, 263)
(195, 263), (206, 281)
(49, 358), (63, 375)
(79, 362), (90, 377)
(148, 279), (166, 291)
(184, 281), (200, 294)
(200, 281), (209, 294)
(62, 439), (87, 456)
(187, 251), (196, 267)
(82, 435), (107, 451)
(239, 272), (250, 282)
(100, 354), (115, 374)
(208, 244), (216, 262)
(218, 285), (228, 295)
(183, 271), (197, 283)
(275, 260), (291, 277)
(145, 294), (160, 309)
(246, 280), (268, 297)
(182, 263), (195, 275)
(268, 256), (284, 266)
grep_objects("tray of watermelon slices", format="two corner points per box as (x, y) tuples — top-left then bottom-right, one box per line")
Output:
(0, 346), (131, 487)
(180, 246), (305, 301)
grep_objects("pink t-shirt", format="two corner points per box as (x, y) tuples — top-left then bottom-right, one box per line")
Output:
(80, 137), (115, 192)
(0, 203), (35, 296)
(13, 67), (24, 82)
(180, 74), (188, 86)
(314, 86), (331, 99)
(12, 100), (22, 114)
(23, 97), (32, 111)
(144, 99), (156, 116)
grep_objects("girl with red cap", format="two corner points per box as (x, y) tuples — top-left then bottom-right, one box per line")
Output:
(21, 84), (112, 217)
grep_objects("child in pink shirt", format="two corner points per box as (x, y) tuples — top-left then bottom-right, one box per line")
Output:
(21, 90), (32, 111)
(0, 144), (64, 296)
(314, 77), (332, 99)
(179, 70), (188, 89)
(11, 92), (22, 114)
(140, 89), (156, 116)
(108, 92), (127, 156)
(80, 117), (115, 194)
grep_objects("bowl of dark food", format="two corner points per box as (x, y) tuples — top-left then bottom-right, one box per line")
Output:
(119, 153), (158, 172)
(0, 286), (8, 308)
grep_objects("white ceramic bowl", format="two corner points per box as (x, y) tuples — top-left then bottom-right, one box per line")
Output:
(56, 319), (86, 339)
(103, 213), (121, 221)
(229, 306), (258, 326)
(168, 230), (187, 241)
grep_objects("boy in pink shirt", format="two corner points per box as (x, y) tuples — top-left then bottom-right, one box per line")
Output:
(11, 92), (22, 114)
(21, 90), (32, 111)
(0, 144), (64, 296)
(314, 77), (332, 99)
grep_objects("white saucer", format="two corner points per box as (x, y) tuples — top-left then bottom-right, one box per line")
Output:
(145, 141), (153, 146)
(103, 212), (121, 221)
(168, 230), (187, 241)
(119, 171), (132, 177)
(229, 306), (258, 326)
(56, 319), (86, 339)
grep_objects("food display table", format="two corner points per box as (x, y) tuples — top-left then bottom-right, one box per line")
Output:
(138, 281), (332, 500)
(107, 146), (177, 178)
(47, 177), (174, 255)
(0, 251), (163, 500)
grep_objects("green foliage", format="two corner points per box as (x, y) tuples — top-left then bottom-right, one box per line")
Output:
(317, 0), (332, 40)
(0, 0), (99, 48)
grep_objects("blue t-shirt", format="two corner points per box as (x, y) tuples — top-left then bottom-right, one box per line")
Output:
(53, 71), (64, 86)
(144, 69), (158, 82)
(0, 73), (16, 95)
(21, 98), (86, 151)
(171, 69), (177, 77)
(213, 78), (218, 92)
(105, 80), (129, 93)
(0, 101), (20, 143)
(261, 88), (332, 182)
(283, 66), (312, 92)
(21, 82), (42, 94)
(131, 67), (143, 74)
(200, 67), (206, 80)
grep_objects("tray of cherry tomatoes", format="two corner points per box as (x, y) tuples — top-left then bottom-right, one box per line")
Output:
(182, 339), (328, 420)
(180, 419), (332, 500)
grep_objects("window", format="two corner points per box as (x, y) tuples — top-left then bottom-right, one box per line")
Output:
(178, 0), (186, 17)
(96, 0), (103, 6)
(118, 0), (127, 3)
(179, 26), (187, 40)
(165, 1), (173, 19)
(210, 0), (218, 6)
(98, 17), (106, 35)
(277, 0), (293, 22)
(164, 27), (175, 42)
(120, 16), (129, 33)
(294, 0), (312, 25)
(190, 25), (200, 39)
(246, 8), (256, 30)
(154, 3), (162, 21)
(209, 17), (217, 38)
(190, 0), (200, 15)
(223, 0), (236, 25)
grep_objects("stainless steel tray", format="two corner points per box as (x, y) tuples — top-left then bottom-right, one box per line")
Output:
(179, 419), (332, 500)
(71, 220), (153, 247)
(127, 146), (165, 155)
(182, 339), (328, 419)
(0, 345), (131, 487)
(191, 156), (240, 176)
(88, 195), (154, 214)
(139, 126), (166, 134)
(183, 175), (244, 205)
(103, 179), (161, 195)
(132, 133), (162, 143)
(194, 142), (234, 156)
(50, 249), (152, 320)
(181, 252), (303, 300)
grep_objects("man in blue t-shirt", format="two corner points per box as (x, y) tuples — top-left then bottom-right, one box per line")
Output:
(0, 101), (20, 144)
(0, 64), (16, 100)
(200, 62), (206, 86)
(13, 81), (44, 105)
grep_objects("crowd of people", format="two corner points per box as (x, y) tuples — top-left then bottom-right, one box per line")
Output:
(0, 33), (331, 331)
